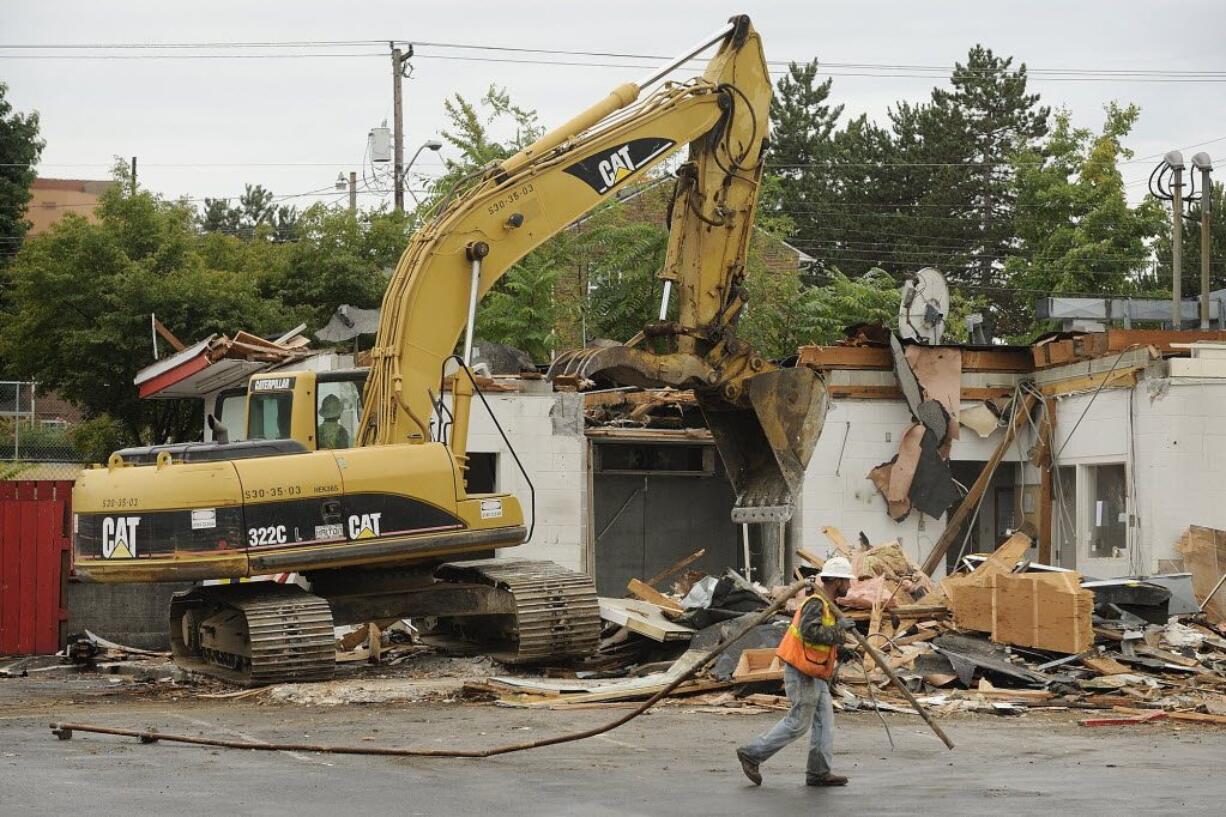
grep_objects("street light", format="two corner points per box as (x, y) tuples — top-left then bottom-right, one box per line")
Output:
(403, 139), (444, 204)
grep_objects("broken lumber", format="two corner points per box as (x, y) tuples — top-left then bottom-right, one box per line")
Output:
(598, 598), (694, 642)
(1168, 711), (1226, 725)
(1082, 655), (1132, 676)
(921, 394), (1037, 575)
(795, 548), (825, 568)
(942, 532), (1033, 633)
(1080, 711), (1167, 727)
(626, 579), (683, 614)
(644, 548), (706, 589)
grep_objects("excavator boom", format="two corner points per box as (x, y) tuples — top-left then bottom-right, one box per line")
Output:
(70, 16), (823, 685)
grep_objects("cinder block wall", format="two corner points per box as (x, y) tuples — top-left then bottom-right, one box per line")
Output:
(466, 390), (588, 573)
(66, 581), (193, 650)
(1056, 378), (1226, 576)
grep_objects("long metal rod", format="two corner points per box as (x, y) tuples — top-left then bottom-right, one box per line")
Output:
(635, 20), (736, 87)
(1172, 166), (1183, 328)
(1202, 166), (1213, 330)
(48, 580), (813, 759)
(462, 256), (482, 365)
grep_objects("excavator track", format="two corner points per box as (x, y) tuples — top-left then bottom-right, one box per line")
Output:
(169, 584), (336, 687)
(435, 558), (601, 664)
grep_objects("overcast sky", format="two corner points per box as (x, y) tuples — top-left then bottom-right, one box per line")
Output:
(5, 0), (1225, 210)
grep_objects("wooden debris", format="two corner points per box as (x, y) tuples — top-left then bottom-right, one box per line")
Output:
(1080, 711), (1167, 727)
(990, 572), (1093, 655)
(644, 548), (706, 589)
(598, 598), (694, 642)
(1176, 526), (1226, 625)
(1082, 655), (1133, 676)
(626, 579), (683, 614)
(795, 548), (825, 568)
(732, 648), (785, 683)
(1168, 711), (1226, 725)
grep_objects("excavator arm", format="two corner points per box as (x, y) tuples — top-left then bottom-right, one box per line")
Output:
(360, 14), (826, 521)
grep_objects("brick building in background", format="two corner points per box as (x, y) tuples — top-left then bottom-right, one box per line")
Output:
(25, 178), (115, 236)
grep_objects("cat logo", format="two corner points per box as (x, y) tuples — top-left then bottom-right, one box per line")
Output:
(563, 137), (675, 195)
(252, 377), (294, 391)
(347, 512), (383, 540)
(101, 516), (141, 559)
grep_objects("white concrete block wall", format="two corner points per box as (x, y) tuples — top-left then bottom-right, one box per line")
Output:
(462, 391), (588, 572)
(1049, 378), (1226, 576)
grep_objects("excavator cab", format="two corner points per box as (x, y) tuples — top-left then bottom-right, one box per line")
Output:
(227, 370), (364, 453)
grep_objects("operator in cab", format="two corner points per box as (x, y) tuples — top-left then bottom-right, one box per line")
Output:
(736, 557), (857, 788)
(317, 394), (350, 450)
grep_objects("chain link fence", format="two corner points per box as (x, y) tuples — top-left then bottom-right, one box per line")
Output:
(1, 381), (84, 482)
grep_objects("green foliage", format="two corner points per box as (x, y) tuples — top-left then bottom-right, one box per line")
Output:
(0, 178), (285, 444)
(0, 418), (74, 460)
(476, 250), (567, 362)
(68, 415), (128, 464)
(576, 212), (669, 342)
(741, 267), (900, 356)
(765, 47), (1050, 328)
(0, 82), (44, 265)
(1004, 104), (1164, 337)
(199, 183), (300, 241)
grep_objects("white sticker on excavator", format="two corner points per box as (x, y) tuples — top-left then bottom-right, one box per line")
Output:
(191, 509), (217, 530)
(480, 499), (503, 519)
(315, 523), (344, 541)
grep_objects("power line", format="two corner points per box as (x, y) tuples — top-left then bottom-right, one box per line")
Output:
(3, 38), (1224, 76)
(1, 39), (1224, 82)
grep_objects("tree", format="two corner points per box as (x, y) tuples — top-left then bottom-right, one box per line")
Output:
(1004, 104), (1164, 337)
(0, 82), (43, 265)
(765, 61), (845, 270)
(198, 184), (299, 241)
(919, 47), (1048, 290)
(740, 267), (900, 356)
(0, 174), (286, 447)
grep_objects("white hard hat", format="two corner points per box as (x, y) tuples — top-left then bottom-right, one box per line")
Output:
(819, 556), (855, 580)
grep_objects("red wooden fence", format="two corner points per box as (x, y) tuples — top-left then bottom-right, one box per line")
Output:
(0, 480), (73, 655)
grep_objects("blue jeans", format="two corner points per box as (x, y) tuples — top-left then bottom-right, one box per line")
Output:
(739, 663), (834, 777)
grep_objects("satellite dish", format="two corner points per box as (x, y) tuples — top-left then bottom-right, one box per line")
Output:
(898, 267), (949, 344)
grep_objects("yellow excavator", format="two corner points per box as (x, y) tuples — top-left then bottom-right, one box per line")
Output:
(70, 14), (828, 685)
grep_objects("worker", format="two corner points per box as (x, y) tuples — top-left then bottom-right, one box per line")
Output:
(736, 556), (857, 788)
(317, 394), (350, 450)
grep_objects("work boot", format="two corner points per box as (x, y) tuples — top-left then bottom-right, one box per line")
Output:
(806, 773), (849, 787)
(736, 748), (762, 786)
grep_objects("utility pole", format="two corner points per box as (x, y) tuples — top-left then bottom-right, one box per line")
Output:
(390, 43), (413, 213)
(349, 171), (358, 213)
(130, 156), (137, 195)
(1192, 153), (1214, 329)
(1167, 151), (1185, 329)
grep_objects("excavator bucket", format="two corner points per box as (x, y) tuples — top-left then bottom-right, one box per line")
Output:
(702, 367), (828, 524)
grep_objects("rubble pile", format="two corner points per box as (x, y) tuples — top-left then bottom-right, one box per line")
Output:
(468, 528), (1226, 729)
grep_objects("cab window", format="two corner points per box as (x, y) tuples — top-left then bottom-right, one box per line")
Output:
(247, 392), (293, 440)
(215, 389), (247, 442)
(316, 379), (361, 450)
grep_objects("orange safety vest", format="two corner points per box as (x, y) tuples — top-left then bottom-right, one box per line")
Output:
(775, 595), (839, 680)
